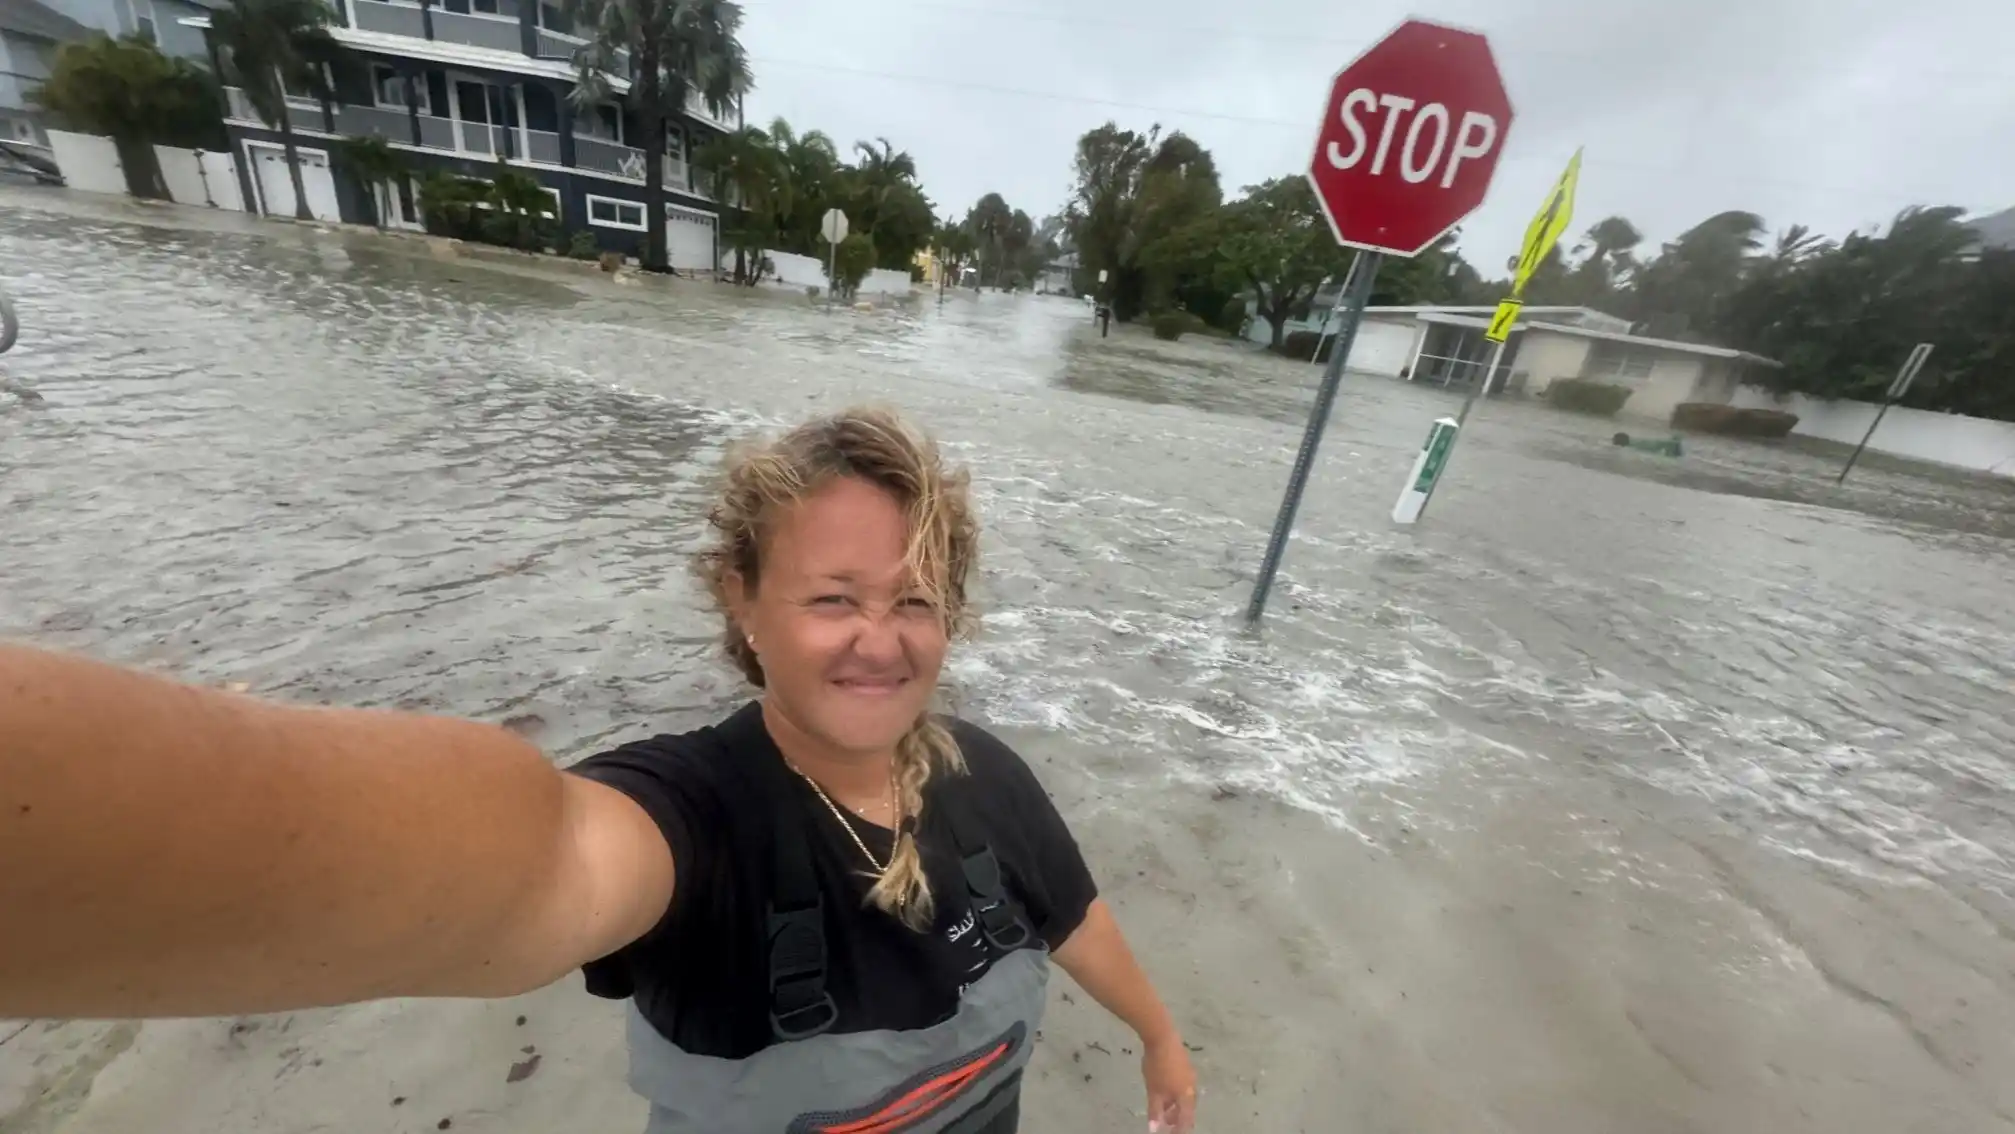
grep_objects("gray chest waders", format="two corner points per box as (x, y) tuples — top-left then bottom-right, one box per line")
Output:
(625, 761), (1049, 1133)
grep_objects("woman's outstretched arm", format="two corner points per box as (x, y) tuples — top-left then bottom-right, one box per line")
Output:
(0, 643), (674, 1019)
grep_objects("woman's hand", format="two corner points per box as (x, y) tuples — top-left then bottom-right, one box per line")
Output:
(1141, 1034), (1198, 1133)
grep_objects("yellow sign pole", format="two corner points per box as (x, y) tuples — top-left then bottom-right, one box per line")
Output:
(1404, 149), (1583, 525)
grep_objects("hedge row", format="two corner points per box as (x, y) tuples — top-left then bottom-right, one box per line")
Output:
(1669, 402), (1800, 437)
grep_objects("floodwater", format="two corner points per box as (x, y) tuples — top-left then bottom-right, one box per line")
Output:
(4, 189), (2015, 1125)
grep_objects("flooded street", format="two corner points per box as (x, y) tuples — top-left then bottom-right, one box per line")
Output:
(5, 189), (2015, 1133)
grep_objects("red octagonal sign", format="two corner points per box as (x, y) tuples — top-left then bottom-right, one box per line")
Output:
(1306, 19), (1514, 257)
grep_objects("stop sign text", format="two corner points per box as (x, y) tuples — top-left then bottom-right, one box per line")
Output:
(1325, 91), (1498, 190)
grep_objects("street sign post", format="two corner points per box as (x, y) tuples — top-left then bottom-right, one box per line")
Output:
(1391, 417), (1459, 524)
(1402, 148), (1580, 525)
(1838, 342), (1934, 484)
(821, 208), (849, 307)
(1246, 17), (1514, 623)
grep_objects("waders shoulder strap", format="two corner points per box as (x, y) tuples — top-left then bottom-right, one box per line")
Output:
(759, 757), (840, 1042)
(937, 788), (1035, 953)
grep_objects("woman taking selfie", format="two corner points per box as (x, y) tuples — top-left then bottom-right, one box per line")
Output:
(0, 409), (1197, 1134)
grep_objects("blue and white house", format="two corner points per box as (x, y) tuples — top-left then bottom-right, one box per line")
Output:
(195, 0), (737, 266)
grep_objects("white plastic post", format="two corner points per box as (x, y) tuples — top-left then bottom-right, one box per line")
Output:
(1391, 417), (1459, 525)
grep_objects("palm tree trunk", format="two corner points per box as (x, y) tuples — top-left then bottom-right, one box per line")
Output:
(275, 110), (313, 221)
(637, 54), (669, 273)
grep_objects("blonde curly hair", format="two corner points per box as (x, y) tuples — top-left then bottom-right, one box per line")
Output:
(695, 408), (979, 929)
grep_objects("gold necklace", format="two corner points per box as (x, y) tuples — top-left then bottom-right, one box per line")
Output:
(791, 765), (898, 875)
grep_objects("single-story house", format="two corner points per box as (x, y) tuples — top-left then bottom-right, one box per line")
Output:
(1269, 301), (1778, 422)
(1252, 303), (1628, 375)
(1402, 309), (1780, 422)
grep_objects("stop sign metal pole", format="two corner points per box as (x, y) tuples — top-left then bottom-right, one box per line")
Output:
(1244, 249), (1381, 625)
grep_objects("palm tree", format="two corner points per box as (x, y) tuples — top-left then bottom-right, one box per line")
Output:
(694, 123), (778, 282)
(569, 0), (752, 273)
(211, 0), (352, 220)
(766, 118), (841, 254)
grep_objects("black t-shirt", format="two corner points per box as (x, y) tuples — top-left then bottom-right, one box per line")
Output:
(569, 703), (1098, 1059)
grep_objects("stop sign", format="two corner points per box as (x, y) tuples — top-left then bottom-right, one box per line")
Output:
(1306, 19), (1514, 257)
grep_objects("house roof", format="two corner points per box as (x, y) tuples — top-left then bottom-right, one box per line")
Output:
(1965, 205), (2015, 253)
(1367, 304), (1616, 319)
(0, 0), (91, 42)
(1414, 311), (1780, 366)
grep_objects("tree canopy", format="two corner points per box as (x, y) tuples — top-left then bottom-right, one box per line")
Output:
(695, 117), (938, 283)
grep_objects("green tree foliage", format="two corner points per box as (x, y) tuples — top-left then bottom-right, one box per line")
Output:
(569, 0), (751, 273)
(1370, 230), (1494, 307)
(828, 232), (874, 297)
(1624, 209), (1767, 338)
(33, 34), (225, 199)
(693, 124), (778, 282)
(1063, 122), (1221, 321)
(1718, 206), (2015, 417)
(963, 192), (1013, 287)
(212, 0), (355, 220)
(1168, 177), (1345, 349)
(691, 118), (936, 277)
(842, 137), (935, 270)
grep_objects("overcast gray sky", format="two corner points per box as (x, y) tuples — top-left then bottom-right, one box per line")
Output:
(733, 0), (2013, 264)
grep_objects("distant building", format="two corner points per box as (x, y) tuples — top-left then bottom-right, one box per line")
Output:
(1, 0), (218, 147)
(1037, 251), (1076, 295)
(186, 0), (739, 265)
(1264, 302), (1777, 424)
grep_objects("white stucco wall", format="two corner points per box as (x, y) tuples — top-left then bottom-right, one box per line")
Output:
(1510, 330), (1593, 395)
(734, 250), (913, 297)
(1729, 388), (2015, 477)
(1620, 355), (1707, 422)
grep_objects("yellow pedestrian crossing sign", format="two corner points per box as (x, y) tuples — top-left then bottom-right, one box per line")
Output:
(1485, 299), (1521, 343)
(1512, 149), (1581, 297)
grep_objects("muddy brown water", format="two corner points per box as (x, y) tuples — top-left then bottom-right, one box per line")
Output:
(3, 191), (2013, 951)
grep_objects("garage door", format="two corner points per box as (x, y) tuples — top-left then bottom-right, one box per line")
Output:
(251, 145), (341, 223)
(664, 203), (717, 272)
(1347, 318), (1419, 377)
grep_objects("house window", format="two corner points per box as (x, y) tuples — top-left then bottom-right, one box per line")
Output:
(663, 123), (684, 163)
(1585, 341), (1657, 382)
(471, 0), (499, 13)
(588, 195), (646, 230)
(372, 65), (429, 114)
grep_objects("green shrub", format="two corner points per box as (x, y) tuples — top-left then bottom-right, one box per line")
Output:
(1670, 402), (1798, 437)
(568, 230), (599, 259)
(418, 171), (488, 239)
(1546, 378), (1634, 417)
(1218, 297), (1249, 333)
(1151, 311), (1188, 341)
(828, 233), (874, 296)
(1279, 329), (1331, 362)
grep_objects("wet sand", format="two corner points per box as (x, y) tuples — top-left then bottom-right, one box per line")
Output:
(3, 188), (2013, 1132)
